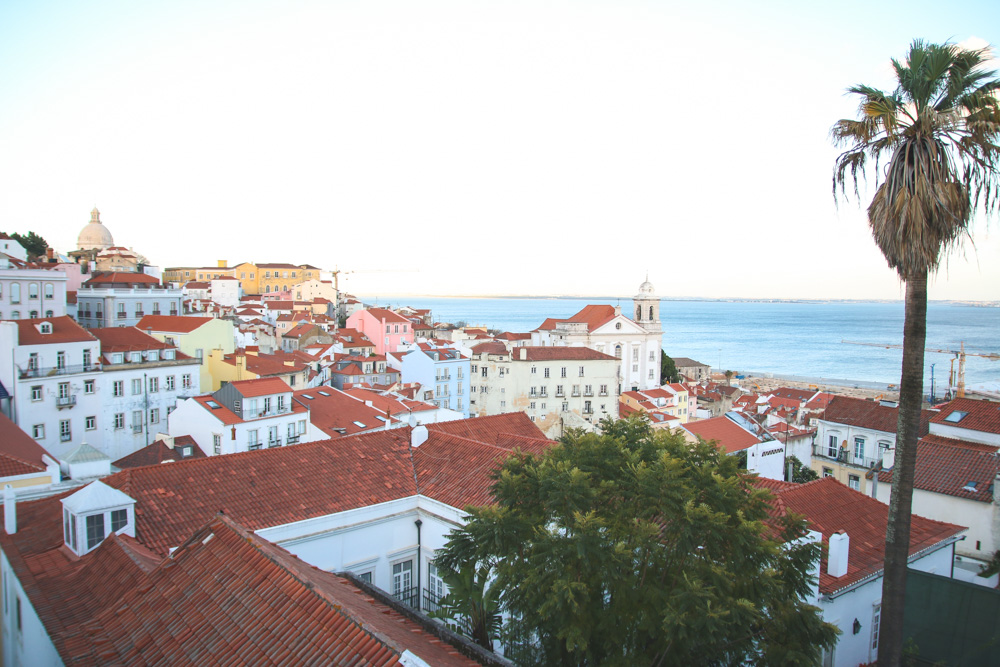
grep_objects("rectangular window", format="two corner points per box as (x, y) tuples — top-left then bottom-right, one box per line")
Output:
(544, 367), (550, 378)
(84, 379), (94, 394)
(182, 374), (192, 389)
(132, 410), (143, 433)
(132, 379), (142, 395)
(86, 513), (105, 550)
(148, 377), (159, 393)
(822, 467), (834, 478)
(83, 348), (91, 367)
(871, 604), (881, 656)
(111, 508), (128, 533)
(31, 385), (42, 401)
(149, 408), (160, 424)
(59, 419), (71, 441)
(561, 367), (567, 378)
(854, 437), (865, 461)
(481, 367), (487, 378)
(848, 474), (860, 491)
(57, 351), (66, 369)
(579, 366), (585, 377)
(32, 424), (44, 439)
(166, 375), (175, 391)
(114, 413), (125, 429)
(827, 434), (838, 457)
(213, 433), (222, 455)
(86, 416), (96, 430)
(392, 560), (413, 596)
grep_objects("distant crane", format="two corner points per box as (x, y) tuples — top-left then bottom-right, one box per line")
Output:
(841, 340), (1000, 398)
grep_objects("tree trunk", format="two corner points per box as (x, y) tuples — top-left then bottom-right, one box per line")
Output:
(877, 272), (927, 666)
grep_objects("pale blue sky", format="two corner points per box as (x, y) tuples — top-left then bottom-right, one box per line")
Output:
(1, 0), (998, 299)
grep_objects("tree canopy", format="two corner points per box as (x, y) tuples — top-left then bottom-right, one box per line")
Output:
(3, 231), (48, 258)
(434, 415), (838, 666)
(660, 351), (679, 384)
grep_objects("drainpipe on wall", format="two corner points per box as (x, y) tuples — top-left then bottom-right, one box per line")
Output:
(414, 518), (423, 612)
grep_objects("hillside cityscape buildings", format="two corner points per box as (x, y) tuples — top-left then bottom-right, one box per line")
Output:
(0, 209), (998, 665)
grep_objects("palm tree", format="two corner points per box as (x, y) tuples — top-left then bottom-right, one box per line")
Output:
(832, 40), (999, 665)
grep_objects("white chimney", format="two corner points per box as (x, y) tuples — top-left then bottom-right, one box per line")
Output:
(827, 531), (849, 578)
(4, 485), (16, 535)
(882, 445), (895, 470)
(411, 425), (429, 448)
(519, 348), (527, 360)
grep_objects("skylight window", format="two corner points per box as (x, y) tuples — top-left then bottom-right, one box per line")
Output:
(944, 411), (969, 423)
(353, 421), (366, 427)
(302, 394), (313, 400)
(962, 481), (979, 492)
(318, 390), (330, 396)
(206, 401), (221, 409)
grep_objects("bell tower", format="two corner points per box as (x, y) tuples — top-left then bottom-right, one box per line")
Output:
(633, 276), (661, 333)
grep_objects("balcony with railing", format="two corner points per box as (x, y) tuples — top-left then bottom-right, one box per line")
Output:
(422, 587), (444, 614)
(539, 388), (548, 397)
(268, 438), (282, 448)
(60, 432), (72, 443)
(812, 444), (880, 470)
(18, 363), (101, 379)
(583, 389), (594, 397)
(392, 586), (420, 609)
(248, 441), (262, 451)
(56, 395), (77, 409)
(571, 389), (581, 397)
(286, 434), (300, 444)
(117, 312), (127, 319)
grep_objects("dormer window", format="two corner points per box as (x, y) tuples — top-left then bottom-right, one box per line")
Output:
(148, 350), (159, 361)
(39, 322), (52, 334)
(164, 349), (175, 360)
(112, 352), (124, 364)
(130, 352), (141, 363)
(61, 481), (136, 557)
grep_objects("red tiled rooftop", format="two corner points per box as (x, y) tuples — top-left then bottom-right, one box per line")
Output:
(230, 377), (293, 397)
(518, 346), (617, 362)
(931, 398), (1000, 435)
(10, 316), (96, 346)
(820, 395), (933, 435)
(877, 434), (1000, 502)
(83, 271), (160, 286)
(112, 436), (205, 468)
(89, 327), (183, 353)
(765, 477), (965, 594)
(0, 412), (51, 477)
(136, 315), (215, 333)
(470, 342), (507, 356)
(683, 416), (760, 454)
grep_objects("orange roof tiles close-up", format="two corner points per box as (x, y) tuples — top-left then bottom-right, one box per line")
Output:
(877, 434), (1000, 502)
(10, 316), (97, 346)
(820, 395), (934, 435)
(136, 314), (215, 333)
(0, 412), (53, 477)
(683, 416), (761, 454)
(931, 397), (1000, 435)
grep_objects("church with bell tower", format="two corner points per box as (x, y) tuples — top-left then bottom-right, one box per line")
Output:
(531, 278), (664, 392)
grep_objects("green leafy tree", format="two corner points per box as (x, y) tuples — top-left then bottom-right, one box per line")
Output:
(429, 562), (502, 650)
(832, 40), (1000, 665)
(785, 456), (819, 484)
(435, 415), (838, 666)
(660, 351), (679, 384)
(6, 231), (48, 258)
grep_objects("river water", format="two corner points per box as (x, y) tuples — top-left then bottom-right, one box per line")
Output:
(359, 296), (1000, 390)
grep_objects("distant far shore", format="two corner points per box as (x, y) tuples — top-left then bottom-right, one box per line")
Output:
(360, 294), (999, 307)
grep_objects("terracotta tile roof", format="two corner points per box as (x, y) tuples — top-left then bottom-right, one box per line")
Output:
(90, 327), (183, 354)
(931, 397), (1000, 435)
(820, 395), (933, 435)
(764, 477), (965, 594)
(222, 352), (307, 377)
(427, 412), (545, 444)
(191, 394), (307, 426)
(136, 315), (214, 333)
(414, 432), (551, 509)
(257, 262), (301, 269)
(83, 271), (160, 286)
(295, 388), (396, 437)
(683, 416), (761, 453)
(11, 316), (96, 346)
(671, 357), (708, 367)
(183, 280), (210, 289)
(71, 516), (480, 665)
(342, 388), (437, 416)
(495, 332), (531, 341)
(112, 436), (205, 468)
(470, 342), (507, 356)
(230, 377), (293, 397)
(566, 304), (619, 331)
(519, 346), (616, 361)
(361, 307), (411, 324)
(0, 412), (51, 476)
(876, 434), (1000, 502)
(769, 387), (816, 402)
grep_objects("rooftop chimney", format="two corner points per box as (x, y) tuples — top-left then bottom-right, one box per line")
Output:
(827, 531), (849, 578)
(4, 485), (16, 535)
(412, 425), (429, 448)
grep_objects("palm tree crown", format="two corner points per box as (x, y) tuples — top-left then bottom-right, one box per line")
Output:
(832, 39), (1000, 279)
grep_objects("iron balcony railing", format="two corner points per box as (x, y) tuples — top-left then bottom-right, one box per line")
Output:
(248, 442), (262, 451)
(268, 438), (282, 448)
(56, 395), (77, 409)
(18, 363), (101, 379)
(286, 434), (300, 444)
(392, 586), (420, 609)
(812, 444), (881, 470)
(422, 587), (444, 614)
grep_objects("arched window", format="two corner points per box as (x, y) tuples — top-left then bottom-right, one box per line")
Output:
(649, 305), (654, 320)
(44, 283), (54, 298)
(265, 285), (271, 293)
(11, 283), (21, 303)
(615, 345), (622, 359)
(29, 310), (38, 318)
(636, 306), (641, 321)
(28, 283), (39, 299)
(45, 310), (54, 318)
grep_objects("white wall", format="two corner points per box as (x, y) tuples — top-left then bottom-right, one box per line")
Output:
(2, 551), (63, 667)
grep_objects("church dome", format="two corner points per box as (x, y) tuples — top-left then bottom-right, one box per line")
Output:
(637, 278), (655, 296)
(77, 207), (114, 251)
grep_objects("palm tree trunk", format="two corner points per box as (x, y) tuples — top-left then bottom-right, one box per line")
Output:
(878, 272), (927, 667)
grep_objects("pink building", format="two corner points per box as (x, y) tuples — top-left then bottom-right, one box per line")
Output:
(345, 307), (413, 355)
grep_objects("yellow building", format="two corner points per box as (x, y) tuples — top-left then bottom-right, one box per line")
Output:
(136, 314), (236, 392)
(207, 349), (310, 391)
(165, 261), (323, 295)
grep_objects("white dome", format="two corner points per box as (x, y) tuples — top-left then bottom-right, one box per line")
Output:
(637, 279), (655, 295)
(77, 207), (114, 251)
